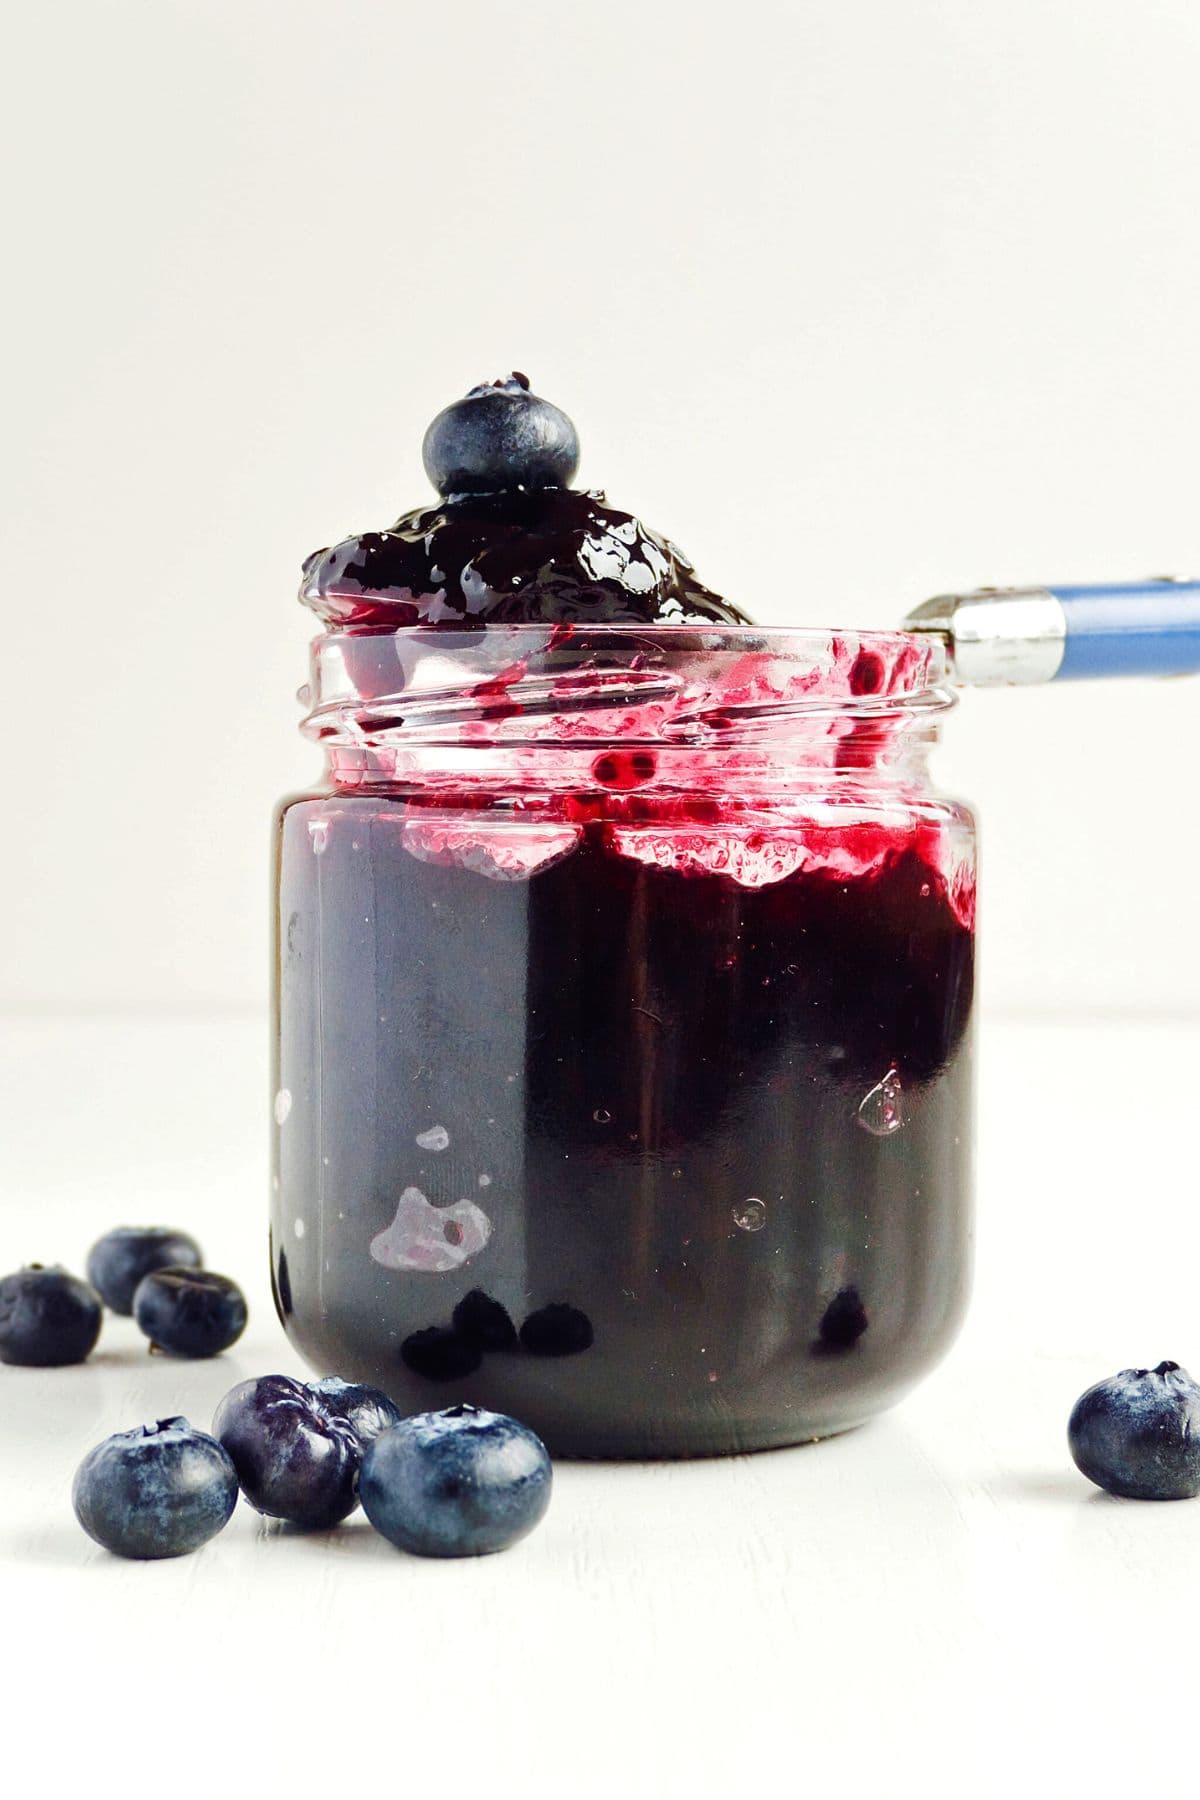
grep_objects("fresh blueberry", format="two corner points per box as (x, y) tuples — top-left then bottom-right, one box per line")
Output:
(86, 1226), (203, 1315)
(132, 1266), (247, 1358)
(421, 374), (580, 498)
(452, 1289), (519, 1352)
(360, 1404), (552, 1558)
(305, 1376), (404, 1443)
(1068, 1361), (1200, 1499)
(72, 1417), (238, 1559)
(519, 1302), (594, 1357)
(401, 1324), (483, 1381)
(0, 1264), (102, 1366)
(213, 1374), (363, 1528)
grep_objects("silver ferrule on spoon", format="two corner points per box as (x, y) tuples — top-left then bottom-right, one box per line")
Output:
(902, 578), (1200, 685)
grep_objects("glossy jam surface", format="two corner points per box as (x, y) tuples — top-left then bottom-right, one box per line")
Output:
(300, 488), (753, 628)
(273, 752), (975, 1457)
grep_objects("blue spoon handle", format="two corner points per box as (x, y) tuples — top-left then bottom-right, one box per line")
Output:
(903, 578), (1200, 685)
(1050, 582), (1200, 679)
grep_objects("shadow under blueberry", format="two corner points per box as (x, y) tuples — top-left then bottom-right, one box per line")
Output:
(983, 1470), (1118, 1506)
(251, 1513), (394, 1557)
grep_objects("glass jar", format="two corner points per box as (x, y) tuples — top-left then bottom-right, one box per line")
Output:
(271, 624), (976, 1457)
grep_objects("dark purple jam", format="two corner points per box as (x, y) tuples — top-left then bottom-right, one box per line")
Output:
(272, 788), (974, 1457)
(300, 487), (753, 629)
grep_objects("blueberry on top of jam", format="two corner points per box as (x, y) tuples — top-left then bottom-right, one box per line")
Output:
(422, 372), (579, 498)
(300, 375), (753, 629)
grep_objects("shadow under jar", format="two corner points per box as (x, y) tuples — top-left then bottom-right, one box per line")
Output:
(272, 625), (976, 1458)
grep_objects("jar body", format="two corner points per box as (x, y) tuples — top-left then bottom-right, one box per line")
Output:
(272, 635), (975, 1457)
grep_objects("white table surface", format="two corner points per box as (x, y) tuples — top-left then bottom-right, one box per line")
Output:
(3, 1012), (1197, 1799)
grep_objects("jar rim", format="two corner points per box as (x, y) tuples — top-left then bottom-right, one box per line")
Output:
(300, 622), (956, 769)
(345, 620), (937, 656)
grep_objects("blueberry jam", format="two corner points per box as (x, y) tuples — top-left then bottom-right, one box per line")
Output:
(275, 382), (975, 1458)
(274, 633), (974, 1457)
(301, 487), (751, 630)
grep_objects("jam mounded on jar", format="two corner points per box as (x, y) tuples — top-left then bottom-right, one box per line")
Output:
(300, 486), (753, 630)
(300, 370), (751, 632)
(273, 627), (975, 1458)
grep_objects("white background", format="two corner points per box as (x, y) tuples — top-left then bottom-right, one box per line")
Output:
(5, 10), (1200, 1797)
(3, 0), (1199, 1016)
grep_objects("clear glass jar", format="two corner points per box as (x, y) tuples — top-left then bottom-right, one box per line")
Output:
(272, 624), (976, 1457)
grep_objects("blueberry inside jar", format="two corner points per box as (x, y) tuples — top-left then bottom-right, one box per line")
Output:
(272, 380), (976, 1457)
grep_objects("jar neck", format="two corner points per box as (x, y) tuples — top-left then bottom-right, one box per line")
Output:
(300, 624), (956, 797)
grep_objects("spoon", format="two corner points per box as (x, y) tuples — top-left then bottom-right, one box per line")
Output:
(902, 577), (1200, 684)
